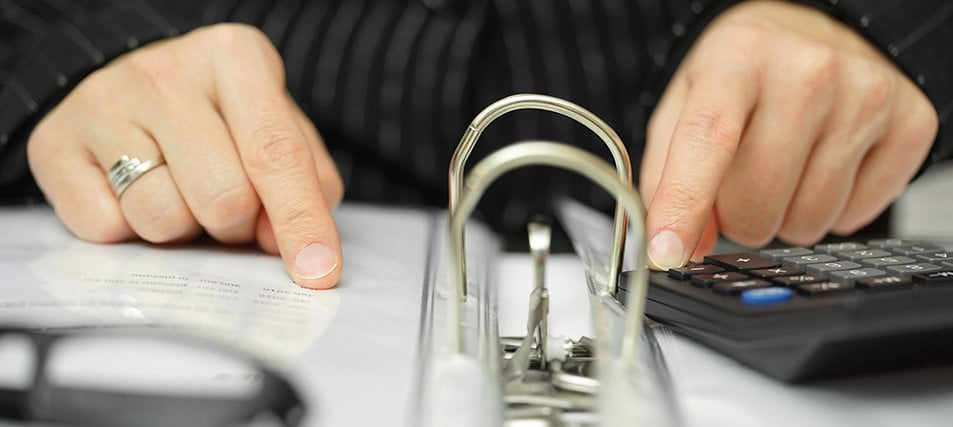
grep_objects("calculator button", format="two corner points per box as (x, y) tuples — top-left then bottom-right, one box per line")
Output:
(690, 272), (749, 287)
(916, 252), (953, 263)
(704, 253), (780, 270)
(814, 242), (867, 254)
(805, 261), (863, 275)
(856, 276), (913, 291)
(741, 287), (793, 306)
(713, 279), (771, 295)
(749, 266), (804, 279)
(891, 244), (945, 256)
(797, 281), (854, 296)
(867, 239), (913, 249)
(859, 256), (916, 268)
(774, 275), (826, 286)
(759, 247), (813, 259)
(912, 270), (953, 285)
(668, 264), (724, 280)
(828, 268), (886, 284)
(885, 263), (943, 278)
(782, 254), (838, 267)
(839, 249), (892, 261)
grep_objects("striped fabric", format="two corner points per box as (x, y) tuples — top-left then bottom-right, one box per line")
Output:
(1, 0), (950, 235)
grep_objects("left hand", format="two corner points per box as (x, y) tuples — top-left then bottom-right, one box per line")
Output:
(640, 0), (939, 270)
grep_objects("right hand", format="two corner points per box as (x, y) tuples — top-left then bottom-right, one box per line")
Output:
(27, 23), (344, 289)
(639, 2), (938, 270)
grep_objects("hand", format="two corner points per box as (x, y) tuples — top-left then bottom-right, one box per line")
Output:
(27, 24), (344, 289)
(640, 1), (939, 269)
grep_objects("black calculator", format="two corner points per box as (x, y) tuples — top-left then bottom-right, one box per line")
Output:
(618, 239), (953, 382)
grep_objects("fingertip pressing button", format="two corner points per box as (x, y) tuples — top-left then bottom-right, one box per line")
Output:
(741, 287), (792, 307)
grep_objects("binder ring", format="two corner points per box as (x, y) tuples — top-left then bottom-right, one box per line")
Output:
(448, 94), (633, 300)
(448, 141), (648, 367)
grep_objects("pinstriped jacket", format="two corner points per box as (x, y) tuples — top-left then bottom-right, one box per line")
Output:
(1, 0), (950, 235)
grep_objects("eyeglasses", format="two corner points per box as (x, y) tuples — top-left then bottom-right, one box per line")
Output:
(0, 327), (305, 427)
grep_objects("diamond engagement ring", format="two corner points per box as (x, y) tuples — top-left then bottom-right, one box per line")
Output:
(107, 155), (165, 197)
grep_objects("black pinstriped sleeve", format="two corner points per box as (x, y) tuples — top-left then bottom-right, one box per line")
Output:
(0, 0), (200, 202)
(1, 0), (951, 236)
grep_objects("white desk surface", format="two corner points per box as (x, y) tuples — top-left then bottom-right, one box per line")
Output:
(3, 199), (953, 426)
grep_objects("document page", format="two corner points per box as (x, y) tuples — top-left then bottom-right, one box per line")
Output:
(0, 204), (445, 426)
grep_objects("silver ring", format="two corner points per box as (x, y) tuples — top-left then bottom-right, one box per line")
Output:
(107, 155), (165, 197)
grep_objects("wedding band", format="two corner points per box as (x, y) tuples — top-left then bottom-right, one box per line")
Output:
(107, 155), (165, 197)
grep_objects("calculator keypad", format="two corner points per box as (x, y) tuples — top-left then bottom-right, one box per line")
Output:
(705, 253), (779, 270)
(782, 254), (838, 267)
(666, 240), (953, 308)
(749, 267), (804, 278)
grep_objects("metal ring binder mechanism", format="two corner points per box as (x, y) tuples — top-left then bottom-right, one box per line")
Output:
(422, 94), (673, 426)
(449, 94), (633, 299)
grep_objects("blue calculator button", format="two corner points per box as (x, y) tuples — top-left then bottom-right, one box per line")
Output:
(741, 287), (792, 306)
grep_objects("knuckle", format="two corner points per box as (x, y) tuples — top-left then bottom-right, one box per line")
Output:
(125, 47), (180, 86)
(245, 125), (310, 175)
(794, 45), (838, 92)
(199, 23), (268, 49)
(702, 21), (767, 55)
(197, 183), (260, 230)
(857, 66), (895, 117)
(198, 23), (284, 74)
(71, 72), (118, 107)
(689, 25), (763, 78)
(680, 109), (741, 157)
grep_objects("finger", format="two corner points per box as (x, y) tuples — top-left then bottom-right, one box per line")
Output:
(133, 88), (261, 245)
(646, 71), (757, 270)
(832, 80), (938, 234)
(716, 55), (835, 247)
(778, 58), (894, 244)
(214, 34), (342, 289)
(641, 75), (688, 207)
(289, 99), (344, 208)
(85, 123), (201, 243)
(27, 119), (134, 243)
(775, 129), (858, 245)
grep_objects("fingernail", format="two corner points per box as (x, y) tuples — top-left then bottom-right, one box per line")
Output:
(295, 242), (338, 279)
(648, 230), (685, 270)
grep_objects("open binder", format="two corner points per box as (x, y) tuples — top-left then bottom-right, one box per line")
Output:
(0, 94), (681, 426)
(414, 94), (679, 426)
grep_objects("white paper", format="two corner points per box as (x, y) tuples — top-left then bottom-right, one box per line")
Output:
(0, 204), (446, 426)
(6, 203), (951, 426)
